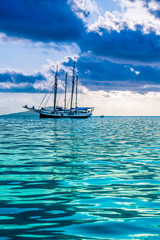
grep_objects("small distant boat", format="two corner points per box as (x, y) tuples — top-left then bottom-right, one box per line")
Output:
(100, 115), (104, 118)
(23, 62), (94, 118)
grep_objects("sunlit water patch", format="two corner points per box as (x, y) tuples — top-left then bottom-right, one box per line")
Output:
(0, 116), (160, 239)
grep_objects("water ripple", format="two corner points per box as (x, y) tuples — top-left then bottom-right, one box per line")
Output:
(0, 117), (160, 239)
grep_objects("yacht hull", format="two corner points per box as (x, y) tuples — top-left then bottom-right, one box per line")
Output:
(40, 112), (91, 118)
(23, 62), (94, 119)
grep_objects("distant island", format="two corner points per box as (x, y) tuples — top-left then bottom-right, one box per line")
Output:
(0, 110), (38, 118)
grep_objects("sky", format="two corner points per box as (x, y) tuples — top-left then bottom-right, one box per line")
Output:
(1, 0), (160, 116)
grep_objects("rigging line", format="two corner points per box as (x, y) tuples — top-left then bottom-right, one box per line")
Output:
(84, 94), (88, 107)
(39, 88), (51, 109)
(44, 82), (55, 107)
(44, 88), (54, 108)
(26, 88), (44, 108)
(67, 96), (71, 109)
(70, 62), (75, 112)
(81, 85), (88, 107)
(38, 88), (50, 109)
(75, 76), (78, 108)
(38, 80), (54, 109)
(43, 83), (55, 108)
(66, 84), (71, 109)
(56, 88), (63, 106)
(53, 65), (58, 113)
(64, 73), (67, 110)
(77, 94), (80, 107)
(77, 84), (83, 107)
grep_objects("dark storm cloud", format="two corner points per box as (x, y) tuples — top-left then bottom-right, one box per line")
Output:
(61, 56), (160, 92)
(1, 0), (160, 65)
(1, 55), (160, 93)
(0, 71), (47, 92)
(1, 0), (160, 93)
(0, 72), (45, 83)
(79, 29), (160, 64)
(0, 0), (84, 42)
(0, 86), (38, 93)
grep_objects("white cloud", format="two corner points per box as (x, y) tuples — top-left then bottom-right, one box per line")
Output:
(1, 90), (160, 116)
(87, 89), (160, 116)
(69, 0), (99, 23)
(130, 67), (140, 75)
(0, 67), (28, 75)
(89, 0), (160, 35)
(147, 0), (160, 12)
(72, 0), (98, 13)
(43, 54), (80, 77)
(0, 82), (29, 89)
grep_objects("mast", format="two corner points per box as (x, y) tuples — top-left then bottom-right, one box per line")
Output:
(64, 72), (67, 110)
(75, 76), (78, 108)
(70, 62), (75, 113)
(53, 65), (58, 113)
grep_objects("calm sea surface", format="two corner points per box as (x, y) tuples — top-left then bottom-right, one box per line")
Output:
(0, 116), (160, 240)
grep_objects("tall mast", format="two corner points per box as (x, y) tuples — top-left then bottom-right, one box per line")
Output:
(70, 62), (75, 113)
(75, 76), (78, 108)
(64, 72), (67, 110)
(53, 65), (58, 113)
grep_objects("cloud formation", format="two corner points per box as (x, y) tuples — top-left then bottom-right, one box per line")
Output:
(79, 0), (160, 65)
(79, 30), (160, 65)
(0, 0), (84, 42)
(0, 0), (160, 66)
(70, 0), (98, 20)
(89, 0), (160, 34)
(1, 54), (160, 95)
(0, 0), (160, 94)
(0, 70), (47, 92)
(60, 55), (160, 92)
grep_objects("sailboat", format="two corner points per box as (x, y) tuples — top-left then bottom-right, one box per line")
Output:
(23, 62), (94, 118)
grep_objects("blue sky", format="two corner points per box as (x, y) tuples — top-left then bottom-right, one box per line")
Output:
(1, 0), (160, 115)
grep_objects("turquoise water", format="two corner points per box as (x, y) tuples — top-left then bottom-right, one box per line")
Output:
(0, 116), (160, 240)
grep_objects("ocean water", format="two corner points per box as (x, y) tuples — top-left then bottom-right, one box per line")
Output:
(0, 116), (160, 240)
